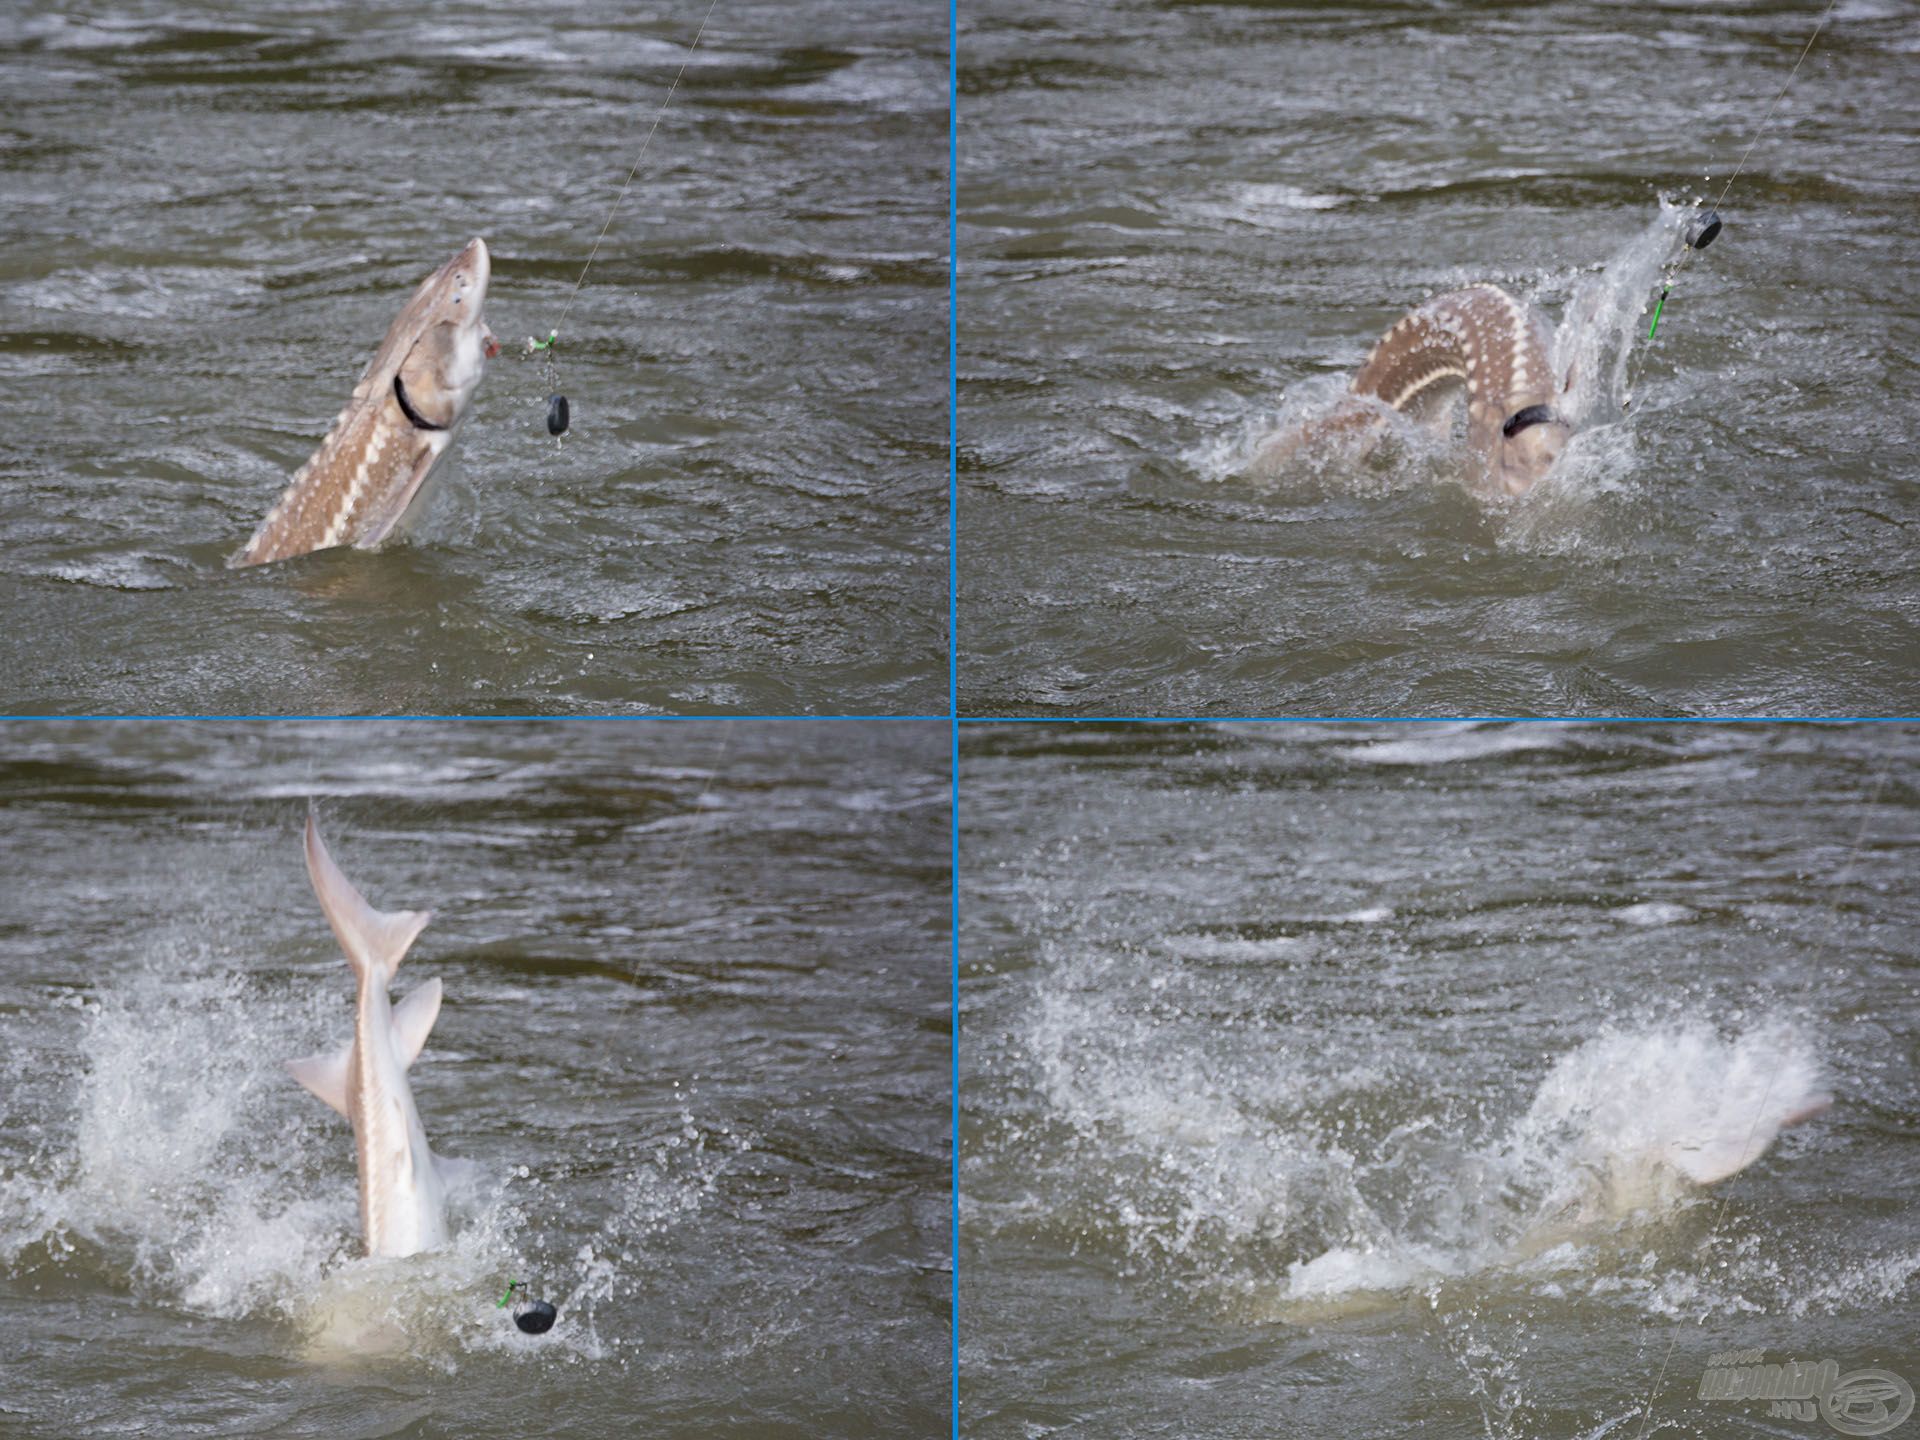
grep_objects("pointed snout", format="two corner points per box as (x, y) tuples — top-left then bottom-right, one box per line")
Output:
(437, 237), (490, 312)
(458, 236), (489, 287)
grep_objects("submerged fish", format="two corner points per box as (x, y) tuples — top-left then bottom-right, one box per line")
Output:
(1650, 1087), (1831, 1187)
(1280, 1027), (1833, 1310)
(285, 815), (471, 1258)
(1258, 283), (1574, 497)
(231, 239), (498, 568)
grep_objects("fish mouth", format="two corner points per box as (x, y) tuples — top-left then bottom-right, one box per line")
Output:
(1493, 420), (1574, 495)
(459, 239), (502, 357)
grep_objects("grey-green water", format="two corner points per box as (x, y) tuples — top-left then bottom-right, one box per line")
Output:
(0, 720), (951, 1437)
(958, 1), (1920, 716)
(0, 2), (946, 715)
(961, 722), (1918, 1437)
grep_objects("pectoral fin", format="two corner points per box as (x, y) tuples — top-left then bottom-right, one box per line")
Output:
(286, 1045), (352, 1118)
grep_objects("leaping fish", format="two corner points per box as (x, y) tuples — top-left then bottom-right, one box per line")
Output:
(231, 239), (499, 568)
(1260, 283), (1573, 496)
(285, 815), (470, 1259)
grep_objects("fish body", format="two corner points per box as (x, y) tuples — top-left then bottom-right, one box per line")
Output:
(1352, 284), (1570, 495)
(285, 816), (459, 1259)
(231, 238), (496, 568)
(1262, 283), (1573, 495)
(1655, 1092), (1832, 1187)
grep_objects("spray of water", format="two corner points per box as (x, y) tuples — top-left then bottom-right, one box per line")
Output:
(1008, 964), (1837, 1322)
(1199, 198), (1704, 517)
(1550, 198), (1696, 426)
(0, 954), (737, 1367)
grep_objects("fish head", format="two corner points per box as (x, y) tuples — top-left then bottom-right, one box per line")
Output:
(393, 237), (495, 428)
(1489, 403), (1572, 495)
(229, 239), (500, 566)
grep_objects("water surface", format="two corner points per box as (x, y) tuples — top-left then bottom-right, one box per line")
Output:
(0, 719), (951, 1437)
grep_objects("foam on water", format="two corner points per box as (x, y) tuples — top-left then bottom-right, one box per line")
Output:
(2, 265), (263, 321)
(44, 552), (189, 592)
(1184, 182), (1357, 230)
(1165, 934), (1302, 963)
(1339, 721), (1575, 767)
(1616, 901), (1695, 927)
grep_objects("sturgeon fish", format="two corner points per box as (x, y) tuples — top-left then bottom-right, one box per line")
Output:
(1261, 283), (1573, 496)
(285, 815), (467, 1259)
(231, 238), (498, 568)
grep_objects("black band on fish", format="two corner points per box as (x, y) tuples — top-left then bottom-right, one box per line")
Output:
(393, 375), (447, 432)
(1501, 405), (1559, 439)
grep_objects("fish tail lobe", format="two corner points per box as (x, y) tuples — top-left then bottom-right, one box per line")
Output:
(304, 809), (432, 987)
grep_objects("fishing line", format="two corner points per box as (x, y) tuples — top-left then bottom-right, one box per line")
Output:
(492, 727), (734, 1337)
(641, 725), (737, 975)
(524, 0), (724, 436)
(1638, 0), (1838, 356)
(1629, 736), (1901, 1440)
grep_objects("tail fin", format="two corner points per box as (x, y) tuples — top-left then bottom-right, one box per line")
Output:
(1662, 1091), (1835, 1186)
(304, 812), (432, 987)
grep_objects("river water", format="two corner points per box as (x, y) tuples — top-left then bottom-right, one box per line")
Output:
(0, 2), (946, 715)
(958, 0), (1920, 717)
(960, 722), (1918, 1438)
(0, 719), (951, 1437)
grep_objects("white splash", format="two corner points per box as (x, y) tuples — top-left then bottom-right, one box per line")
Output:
(0, 956), (710, 1366)
(1281, 1022), (1832, 1304)
(1552, 197), (1697, 426)
(1212, 196), (1705, 513)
